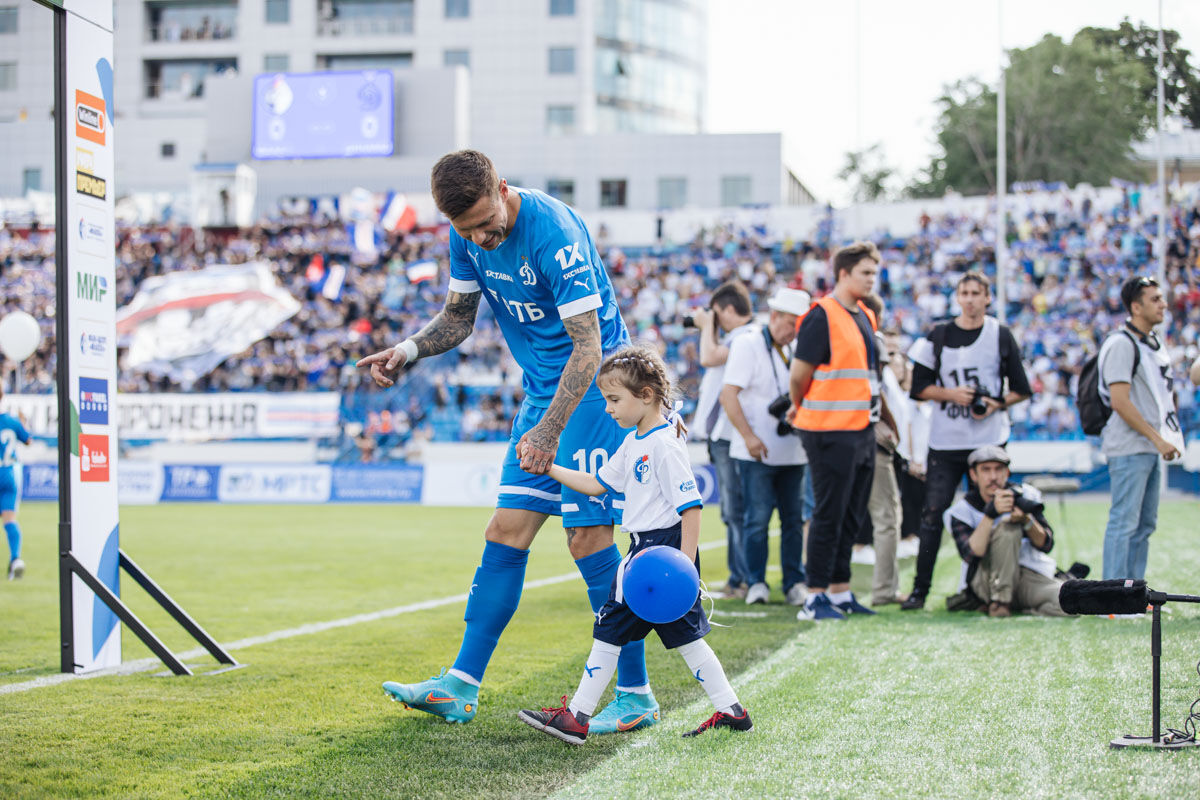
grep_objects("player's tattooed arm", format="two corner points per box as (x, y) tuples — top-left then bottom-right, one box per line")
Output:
(357, 289), (481, 388)
(412, 289), (481, 358)
(516, 310), (602, 473)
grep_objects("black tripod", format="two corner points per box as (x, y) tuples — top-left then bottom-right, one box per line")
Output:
(1110, 589), (1200, 750)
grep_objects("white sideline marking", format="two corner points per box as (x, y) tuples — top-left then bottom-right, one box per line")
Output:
(0, 537), (736, 696)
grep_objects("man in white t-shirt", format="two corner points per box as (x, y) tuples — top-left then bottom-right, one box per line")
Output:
(719, 288), (811, 606)
(1099, 276), (1182, 581)
(690, 281), (757, 599)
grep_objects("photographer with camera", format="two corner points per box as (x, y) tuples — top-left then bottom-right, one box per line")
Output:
(719, 287), (812, 606)
(944, 446), (1066, 617)
(900, 271), (1031, 611)
(689, 281), (758, 599)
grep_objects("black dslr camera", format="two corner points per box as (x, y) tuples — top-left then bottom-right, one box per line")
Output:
(1009, 485), (1045, 516)
(970, 387), (991, 417)
(767, 394), (795, 437)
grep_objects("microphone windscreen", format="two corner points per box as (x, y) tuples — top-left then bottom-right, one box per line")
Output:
(1059, 579), (1149, 615)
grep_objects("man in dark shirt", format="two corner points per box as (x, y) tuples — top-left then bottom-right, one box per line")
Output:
(901, 272), (1032, 610)
(790, 242), (892, 621)
(944, 445), (1066, 617)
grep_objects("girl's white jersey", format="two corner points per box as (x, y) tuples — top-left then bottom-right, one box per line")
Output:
(596, 421), (703, 532)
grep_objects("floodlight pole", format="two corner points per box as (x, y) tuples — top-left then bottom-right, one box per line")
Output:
(995, 0), (1006, 324)
(1156, 0), (1167, 291)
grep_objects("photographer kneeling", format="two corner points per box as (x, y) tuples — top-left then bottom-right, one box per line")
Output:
(719, 288), (811, 606)
(945, 446), (1066, 618)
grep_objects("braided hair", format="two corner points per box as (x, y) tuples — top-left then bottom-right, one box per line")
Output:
(597, 344), (688, 438)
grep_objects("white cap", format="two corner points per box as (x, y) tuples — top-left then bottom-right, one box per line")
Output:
(767, 288), (812, 317)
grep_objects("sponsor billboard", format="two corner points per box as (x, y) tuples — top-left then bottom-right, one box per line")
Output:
(0, 392), (340, 440)
(63, 6), (119, 671)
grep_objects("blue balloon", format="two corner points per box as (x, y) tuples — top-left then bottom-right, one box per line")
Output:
(623, 546), (700, 624)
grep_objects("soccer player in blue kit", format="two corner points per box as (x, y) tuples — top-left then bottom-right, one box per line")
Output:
(356, 150), (660, 733)
(0, 396), (31, 580)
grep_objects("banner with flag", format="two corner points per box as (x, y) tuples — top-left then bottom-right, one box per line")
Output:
(115, 262), (301, 387)
(406, 259), (439, 284)
(380, 191), (417, 234)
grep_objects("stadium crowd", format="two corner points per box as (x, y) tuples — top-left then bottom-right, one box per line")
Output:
(3, 182), (1200, 456)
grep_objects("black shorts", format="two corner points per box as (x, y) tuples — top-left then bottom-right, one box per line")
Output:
(593, 523), (711, 650)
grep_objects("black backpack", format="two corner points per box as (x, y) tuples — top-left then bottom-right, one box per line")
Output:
(1077, 330), (1140, 436)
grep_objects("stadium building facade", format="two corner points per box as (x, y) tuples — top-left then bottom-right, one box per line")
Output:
(0, 0), (814, 215)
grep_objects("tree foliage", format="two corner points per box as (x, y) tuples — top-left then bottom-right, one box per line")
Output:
(1080, 18), (1200, 128)
(837, 144), (896, 202)
(910, 24), (1198, 198)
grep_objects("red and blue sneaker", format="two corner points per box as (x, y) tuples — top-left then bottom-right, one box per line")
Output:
(517, 696), (590, 745)
(682, 705), (754, 737)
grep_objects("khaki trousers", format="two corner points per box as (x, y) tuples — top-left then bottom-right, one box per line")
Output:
(968, 522), (1067, 617)
(869, 449), (902, 605)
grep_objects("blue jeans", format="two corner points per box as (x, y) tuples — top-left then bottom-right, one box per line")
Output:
(736, 459), (806, 592)
(1102, 453), (1161, 581)
(708, 439), (748, 587)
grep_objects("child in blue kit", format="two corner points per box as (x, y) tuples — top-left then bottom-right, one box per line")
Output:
(0, 392), (31, 580)
(516, 345), (753, 743)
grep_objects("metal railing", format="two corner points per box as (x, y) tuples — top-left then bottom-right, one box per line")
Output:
(316, 15), (412, 36)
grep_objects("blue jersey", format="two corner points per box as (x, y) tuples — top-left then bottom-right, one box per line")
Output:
(0, 413), (30, 468)
(449, 188), (630, 406)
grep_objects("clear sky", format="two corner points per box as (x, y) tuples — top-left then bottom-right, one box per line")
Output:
(706, 0), (1200, 204)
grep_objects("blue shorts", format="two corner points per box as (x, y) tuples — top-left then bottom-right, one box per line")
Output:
(0, 466), (21, 513)
(498, 393), (627, 528)
(593, 523), (710, 650)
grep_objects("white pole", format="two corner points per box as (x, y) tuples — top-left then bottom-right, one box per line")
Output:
(853, 0), (862, 238)
(996, 0), (1007, 323)
(1157, 0), (1170, 499)
(1156, 0), (1167, 291)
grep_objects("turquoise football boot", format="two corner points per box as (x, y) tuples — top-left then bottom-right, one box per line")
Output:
(587, 689), (660, 734)
(382, 668), (479, 724)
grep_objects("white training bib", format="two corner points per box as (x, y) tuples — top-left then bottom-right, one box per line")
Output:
(925, 317), (1010, 451)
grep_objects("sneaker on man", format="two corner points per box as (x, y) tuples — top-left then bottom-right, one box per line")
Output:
(851, 545), (876, 565)
(897, 537), (920, 559)
(587, 689), (659, 734)
(745, 582), (770, 605)
(682, 705), (753, 737)
(517, 696), (589, 745)
(729, 583), (749, 600)
(785, 584), (808, 607)
(382, 668), (479, 724)
(7, 558), (24, 581)
(796, 592), (846, 621)
(834, 592), (877, 616)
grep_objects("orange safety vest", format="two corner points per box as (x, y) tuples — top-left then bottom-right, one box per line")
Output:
(791, 295), (878, 432)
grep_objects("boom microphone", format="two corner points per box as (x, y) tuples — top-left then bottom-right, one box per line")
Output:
(1059, 579), (1149, 615)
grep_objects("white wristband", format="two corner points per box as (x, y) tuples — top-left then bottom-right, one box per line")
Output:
(397, 339), (419, 365)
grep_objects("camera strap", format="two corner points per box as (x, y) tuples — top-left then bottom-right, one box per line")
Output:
(761, 325), (791, 395)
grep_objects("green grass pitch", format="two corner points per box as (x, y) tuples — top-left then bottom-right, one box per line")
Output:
(1, 500), (1198, 798)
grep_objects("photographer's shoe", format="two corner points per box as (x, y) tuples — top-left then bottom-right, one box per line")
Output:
(797, 592), (845, 621)
(745, 582), (770, 605)
(833, 592), (876, 616)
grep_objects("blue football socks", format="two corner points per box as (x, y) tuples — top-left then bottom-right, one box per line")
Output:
(575, 544), (649, 690)
(4, 521), (19, 560)
(451, 540), (529, 684)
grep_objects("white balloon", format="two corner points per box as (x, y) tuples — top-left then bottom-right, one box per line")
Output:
(0, 311), (41, 361)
